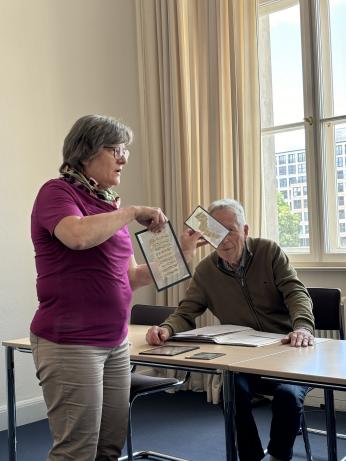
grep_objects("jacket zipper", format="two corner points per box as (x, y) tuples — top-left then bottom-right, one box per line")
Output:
(217, 255), (263, 330)
(238, 274), (263, 331)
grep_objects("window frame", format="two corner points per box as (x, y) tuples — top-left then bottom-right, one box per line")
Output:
(259, 0), (346, 267)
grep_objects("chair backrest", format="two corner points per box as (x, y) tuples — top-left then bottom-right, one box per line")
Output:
(307, 287), (344, 339)
(130, 304), (176, 326)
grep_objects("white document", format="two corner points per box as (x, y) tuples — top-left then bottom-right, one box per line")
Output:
(171, 324), (284, 347)
(174, 324), (252, 337)
(212, 331), (283, 346)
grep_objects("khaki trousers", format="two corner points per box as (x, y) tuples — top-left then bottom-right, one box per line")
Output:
(30, 333), (131, 461)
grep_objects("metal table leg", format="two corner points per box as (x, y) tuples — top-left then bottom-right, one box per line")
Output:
(6, 346), (17, 461)
(324, 388), (337, 461)
(222, 370), (237, 461)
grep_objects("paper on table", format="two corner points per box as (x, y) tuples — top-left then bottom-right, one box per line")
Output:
(171, 324), (284, 347)
(174, 324), (252, 337)
(212, 331), (283, 346)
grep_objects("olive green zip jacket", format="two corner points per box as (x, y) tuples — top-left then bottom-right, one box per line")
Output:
(162, 237), (315, 335)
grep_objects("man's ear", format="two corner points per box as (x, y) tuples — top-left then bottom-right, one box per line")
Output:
(244, 224), (249, 237)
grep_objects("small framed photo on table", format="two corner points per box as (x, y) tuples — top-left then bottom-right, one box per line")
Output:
(135, 221), (191, 292)
(185, 205), (229, 248)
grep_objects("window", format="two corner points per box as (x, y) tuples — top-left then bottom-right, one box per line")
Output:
(336, 145), (343, 155)
(279, 178), (288, 188)
(336, 157), (344, 167)
(288, 153), (295, 163)
(293, 199), (301, 209)
(259, 0), (346, 263)
(297, 151), (305, 162)
(298, 164), (306, 174)
(278, 166), (287, 176)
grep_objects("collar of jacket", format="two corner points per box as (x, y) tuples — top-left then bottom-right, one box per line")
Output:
(213, 238), (254, 275)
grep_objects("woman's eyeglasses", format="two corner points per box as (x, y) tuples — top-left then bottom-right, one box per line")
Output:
(104, 145), (130, 161)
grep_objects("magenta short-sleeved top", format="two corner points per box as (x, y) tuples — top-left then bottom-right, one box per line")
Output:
(30, 179), (133, 347)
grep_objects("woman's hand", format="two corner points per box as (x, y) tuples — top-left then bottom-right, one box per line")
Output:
(133, 206), (167, 232)
(180, 228), (207, 263)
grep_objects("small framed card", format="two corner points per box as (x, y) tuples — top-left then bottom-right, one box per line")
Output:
(135, 221), (191, 292)
(185, 205), (229, 248)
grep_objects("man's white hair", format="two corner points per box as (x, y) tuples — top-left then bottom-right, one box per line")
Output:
(208, 199), (246, 227)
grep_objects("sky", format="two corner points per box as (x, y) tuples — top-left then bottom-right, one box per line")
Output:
(264, 0), (346, 152)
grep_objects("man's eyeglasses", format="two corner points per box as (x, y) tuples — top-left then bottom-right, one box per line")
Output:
(104, 145), (130, 161)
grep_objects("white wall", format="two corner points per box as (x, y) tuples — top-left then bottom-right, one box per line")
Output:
(0, 0), (154, 430)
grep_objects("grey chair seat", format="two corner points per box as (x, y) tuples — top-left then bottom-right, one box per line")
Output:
(130, 373), (180, 400)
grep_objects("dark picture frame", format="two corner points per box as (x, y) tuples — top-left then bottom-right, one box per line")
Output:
(135, 221), (191, 291)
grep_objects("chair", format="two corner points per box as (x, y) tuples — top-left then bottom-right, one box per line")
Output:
(300, 287), (344, 461)
(119, 304), (191, 461)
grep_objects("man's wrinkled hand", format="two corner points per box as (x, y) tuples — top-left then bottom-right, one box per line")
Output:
(179, 228), (207, 263)
(146, 326), (171, 345)
(281, 328), (314, 347)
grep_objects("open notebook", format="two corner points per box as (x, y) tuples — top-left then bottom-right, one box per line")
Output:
(170, 324), (284, 347)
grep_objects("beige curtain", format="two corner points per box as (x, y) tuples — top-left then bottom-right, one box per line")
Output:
(135, 0), (261, 402)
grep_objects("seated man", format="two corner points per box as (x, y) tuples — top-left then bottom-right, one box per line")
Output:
(146, 198), (315, 461)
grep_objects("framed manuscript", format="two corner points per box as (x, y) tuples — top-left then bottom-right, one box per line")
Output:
(135, 221), (191, 291)
(184, 205), (229, 248)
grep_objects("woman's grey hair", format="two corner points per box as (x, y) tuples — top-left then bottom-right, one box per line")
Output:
(208, 199), (246, 227)
(59, 114), (133, 173)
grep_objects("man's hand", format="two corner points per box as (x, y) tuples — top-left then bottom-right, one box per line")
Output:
(180, 228), (207, 263)
(146, 326), (171, 345)
(281, 328), (315, 347)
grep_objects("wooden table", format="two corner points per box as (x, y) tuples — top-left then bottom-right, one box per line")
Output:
(228, 340), (346, 460)
(2, 327), (339, 461)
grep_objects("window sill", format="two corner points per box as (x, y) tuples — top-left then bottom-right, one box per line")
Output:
(294, 266), (346, 271)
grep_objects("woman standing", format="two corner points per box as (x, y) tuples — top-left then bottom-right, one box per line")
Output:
(30, 114), (197, 461)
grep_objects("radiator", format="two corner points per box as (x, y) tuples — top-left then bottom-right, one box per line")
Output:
(315, 329), (340, 339)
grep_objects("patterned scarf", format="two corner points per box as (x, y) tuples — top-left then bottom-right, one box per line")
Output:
(60, 165), (120, 206)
